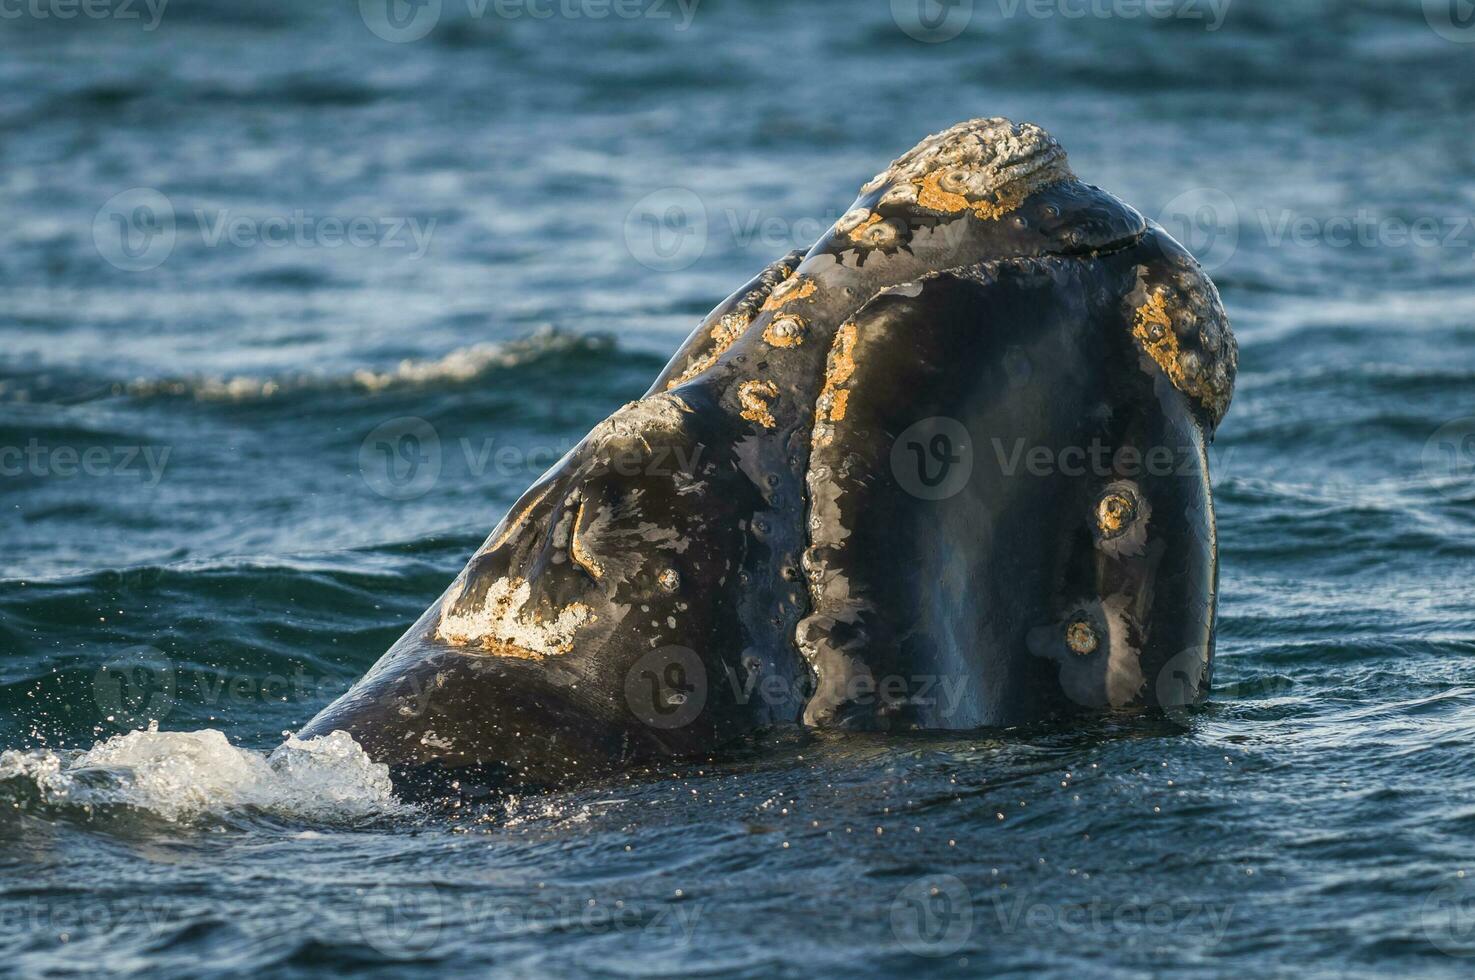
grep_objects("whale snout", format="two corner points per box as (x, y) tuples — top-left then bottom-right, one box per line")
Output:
(300, 117), (1236, 794)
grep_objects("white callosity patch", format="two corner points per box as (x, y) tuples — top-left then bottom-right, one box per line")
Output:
(436, 575), (593, 658)
(0, 726), (402, 824)
(859, 116), (1072, 200)
(587, 392), (691, 448)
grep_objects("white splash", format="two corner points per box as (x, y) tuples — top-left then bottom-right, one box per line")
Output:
(0, 726), (404, 824)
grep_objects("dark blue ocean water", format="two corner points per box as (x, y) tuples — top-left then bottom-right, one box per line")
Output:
(3, 0), (1475, 975)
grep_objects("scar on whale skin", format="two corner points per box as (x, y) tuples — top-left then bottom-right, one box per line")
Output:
(568, 500), (604, 582)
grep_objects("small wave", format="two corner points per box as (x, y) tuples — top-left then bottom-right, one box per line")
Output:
(0, 726), (405, 825)
(121, 327), (616, 404)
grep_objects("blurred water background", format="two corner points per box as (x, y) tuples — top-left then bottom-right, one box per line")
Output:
(3, 0), (1475, 975)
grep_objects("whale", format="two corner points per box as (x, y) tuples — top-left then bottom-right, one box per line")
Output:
(296, 118), (1237, 796)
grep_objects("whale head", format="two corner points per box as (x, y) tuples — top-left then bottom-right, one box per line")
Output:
(297, 118), (1236, 796)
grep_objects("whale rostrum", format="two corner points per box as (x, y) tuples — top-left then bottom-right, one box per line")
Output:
(297, 118), (1237, 795)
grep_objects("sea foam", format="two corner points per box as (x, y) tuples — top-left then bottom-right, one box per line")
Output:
(0, 726), (405, 824)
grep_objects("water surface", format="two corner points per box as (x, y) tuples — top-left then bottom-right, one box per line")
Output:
(3, 1), (1475, 975)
